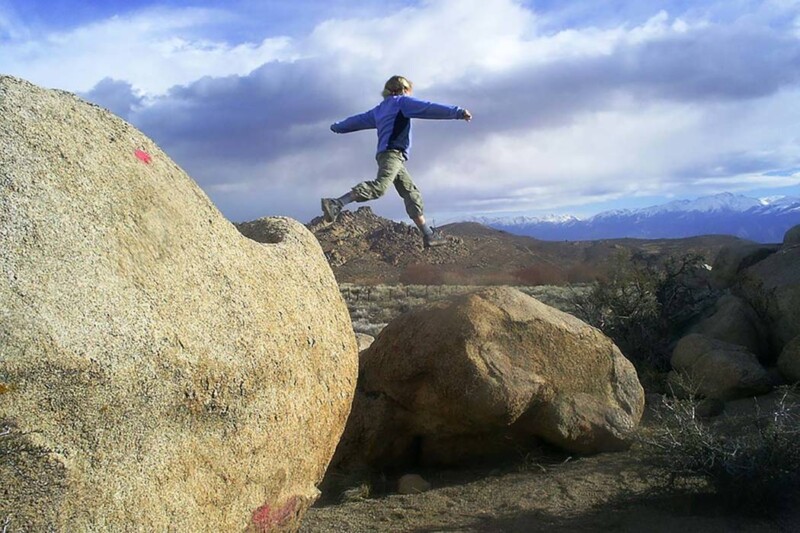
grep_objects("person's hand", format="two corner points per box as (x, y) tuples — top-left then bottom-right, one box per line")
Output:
(462, 109), (472, 122)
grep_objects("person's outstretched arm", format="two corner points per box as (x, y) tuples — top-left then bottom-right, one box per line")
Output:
(331, 110), (376, 133)
(398, 96), (472, 121)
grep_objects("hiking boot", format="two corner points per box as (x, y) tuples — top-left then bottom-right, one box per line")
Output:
(423, 230), (447, 248)
(321, 198), (342, 223)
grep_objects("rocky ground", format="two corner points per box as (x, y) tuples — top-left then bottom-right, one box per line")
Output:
(239, 206), (750, 285)
(301, 393), (799, 533)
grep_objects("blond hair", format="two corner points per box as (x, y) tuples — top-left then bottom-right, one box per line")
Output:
(382, 75), (413, 98)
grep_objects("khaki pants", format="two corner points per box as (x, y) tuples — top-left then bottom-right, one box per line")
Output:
(351, 150), (424, 219)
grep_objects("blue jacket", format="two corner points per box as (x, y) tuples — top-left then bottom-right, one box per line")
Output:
(331, 95), (466, 159)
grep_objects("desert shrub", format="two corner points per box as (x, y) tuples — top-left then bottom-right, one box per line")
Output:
(565, 263), (603, 284)
(514, 263), (566, 286)
(351, 318), (388, 337)
(399, 264), (445, 285)
(645, 388), (800, 515)
(438, 269), (517, 286)
(571, 251), (717, 373)
(340, 283), (586, 337)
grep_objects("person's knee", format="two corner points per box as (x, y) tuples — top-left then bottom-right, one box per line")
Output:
(353, 181), (390, 201)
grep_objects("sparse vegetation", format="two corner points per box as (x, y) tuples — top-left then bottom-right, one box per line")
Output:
(513, 263), (567, 286)
(341, 483), (372, 503)
(340, 283), (587, 337)
(332, 268), (798, 523)
(644, 387), (800, 516)
(571, 251), (718, 376)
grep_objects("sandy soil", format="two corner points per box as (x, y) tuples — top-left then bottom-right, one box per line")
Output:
(301, 394), (799, 533)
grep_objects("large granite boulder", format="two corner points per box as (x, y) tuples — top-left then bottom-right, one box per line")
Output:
(0, 76), (357, 532)
(689, 294), (769, 361)
(778, 335), (800, 384)
(670, 334), (772, 400)
(736, 245), (800, 353)
(784, 224), (800, 247)
(711, 243), (779, 289)
(335, 287), (644, 467)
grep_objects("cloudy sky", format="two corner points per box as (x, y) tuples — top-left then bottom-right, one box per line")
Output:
(2, 0), (799, 223)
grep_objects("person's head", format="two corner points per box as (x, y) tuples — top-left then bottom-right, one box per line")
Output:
(382, 75), (413, 98)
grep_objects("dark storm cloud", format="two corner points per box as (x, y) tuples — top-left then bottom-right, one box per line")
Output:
(76, 4), (800, 222)
(626, 25), (800, 101)
(117, 15), (800, 167)
(82, 77), (144, 121)
(672, 151), (787, 180)
(409, 18), (800, 183)
(133, 59), (350, 162)
(435, 22), (800, 136)
(117, 57), (387, 200)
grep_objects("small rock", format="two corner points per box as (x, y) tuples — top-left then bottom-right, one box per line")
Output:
(398, 474), (431, 495)
(355, 332), (375, 352)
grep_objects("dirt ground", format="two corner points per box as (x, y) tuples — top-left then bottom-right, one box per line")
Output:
(300, 394), (799, 533)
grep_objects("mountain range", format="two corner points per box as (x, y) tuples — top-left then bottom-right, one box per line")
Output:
(463, 193), (800, 243)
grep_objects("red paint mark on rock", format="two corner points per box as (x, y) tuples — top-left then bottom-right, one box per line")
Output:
(251, 496), (299, 532)
(134, 149), (152, 164)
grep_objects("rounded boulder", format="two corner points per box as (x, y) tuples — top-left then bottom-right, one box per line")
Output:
(737, 246), (800, 353)
(784, 224), (800, 247)
(778, 335), (800, 384)
(0, 76), (357, 531)
(352, 287), (644, 463)
(670, 333), (772, 400)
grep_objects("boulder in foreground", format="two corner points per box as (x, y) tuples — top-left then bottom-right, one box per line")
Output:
(336, 287), (644, 468)
(0, 75), (357, 532)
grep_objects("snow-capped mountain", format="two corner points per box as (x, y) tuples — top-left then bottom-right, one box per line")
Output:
(465, 213), (579, 226)
(470, 193), (800, 243)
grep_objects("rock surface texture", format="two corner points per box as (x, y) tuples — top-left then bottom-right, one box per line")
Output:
(670, 334), (772, 400)
(689, 294), (769, 360)
(0, 76), (357, 531)
(335, 287), (644, 468)
(778, 335), (800, 384)
(784, 224), (800, 246)
(670, 223), (800, 397)
(736, 245), (800, 353)
(710, 243), (779, 289)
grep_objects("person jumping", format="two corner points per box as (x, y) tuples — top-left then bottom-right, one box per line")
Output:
(321, 75), (472, 248)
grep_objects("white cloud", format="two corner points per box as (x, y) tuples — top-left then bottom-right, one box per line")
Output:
(419, 87), (800, 216)
(0, 7), (294, 95)
(307, 2), (709, 88)
(2, 0), (799, 222)
(306, 0), (537, 88)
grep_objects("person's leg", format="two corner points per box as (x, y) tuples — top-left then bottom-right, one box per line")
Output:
(321, 151), (401, 222)
(394, 166), (446, 248)
(353, 151), (404, 201)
